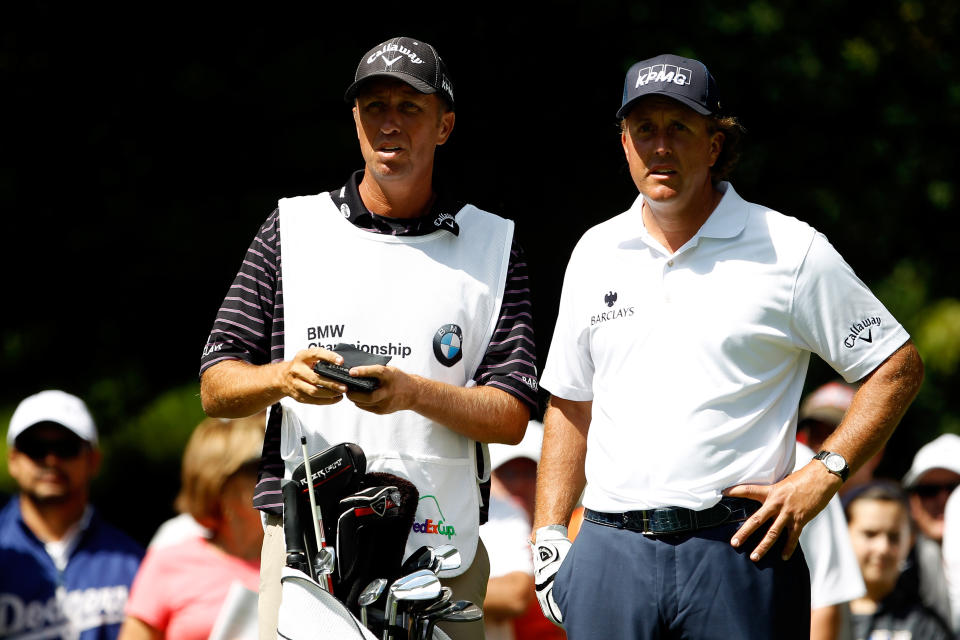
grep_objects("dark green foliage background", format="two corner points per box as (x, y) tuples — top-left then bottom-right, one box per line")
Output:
(2, 2), (958, 545)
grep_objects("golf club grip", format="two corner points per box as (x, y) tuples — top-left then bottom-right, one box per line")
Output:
(282, 479), (307, 555)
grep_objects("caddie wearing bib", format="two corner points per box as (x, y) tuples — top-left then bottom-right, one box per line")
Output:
(199, 36), (537, 640)
(530, 54), (925, 640)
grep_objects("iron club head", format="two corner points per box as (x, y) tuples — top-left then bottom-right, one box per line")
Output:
(420, 600), (482, 640)
(401, 545), (436, 574)
(405, 585), (453, 639)
(358, 577), (388, 629)
(429, 544), (461, 573)
(383, 569), (442, 640)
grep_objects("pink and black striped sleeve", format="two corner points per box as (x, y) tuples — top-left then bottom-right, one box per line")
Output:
(473, 239), (540, 413)
(199, 210), (283, 374)
(198, 210), (286, 514)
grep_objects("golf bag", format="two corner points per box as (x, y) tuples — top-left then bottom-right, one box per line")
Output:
(283, 442), (457, 639)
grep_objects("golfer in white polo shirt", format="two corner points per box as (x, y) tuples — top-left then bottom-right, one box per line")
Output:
(530, 53), (925, 640)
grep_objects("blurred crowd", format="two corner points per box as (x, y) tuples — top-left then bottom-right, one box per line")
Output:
(2, 387), (959, 639)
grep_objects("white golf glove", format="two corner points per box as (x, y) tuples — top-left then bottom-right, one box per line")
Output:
(531, 524), (572, 628)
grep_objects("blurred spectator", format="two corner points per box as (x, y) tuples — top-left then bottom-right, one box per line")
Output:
(943, 488), (960, 634)
(843, 481), (952, 639)
(900, 433), (960, 626)
(1, 390), (144, 639)
(484, 421), (565, 640)
(483, 421), (537, 640)
(147, 512), (209, 549)
(794, 441), (865, 640)
(118, 414), (264, 640)
(798, 381), (880, 497)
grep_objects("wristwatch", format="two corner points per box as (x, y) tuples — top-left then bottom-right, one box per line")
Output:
(814, 450), (849, 482)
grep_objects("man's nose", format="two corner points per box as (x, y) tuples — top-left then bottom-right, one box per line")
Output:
(379, 108), (402, 133)
(876, 535), (895, 554)
(41, 451), (63, 466)
(653, 132), (671, 155)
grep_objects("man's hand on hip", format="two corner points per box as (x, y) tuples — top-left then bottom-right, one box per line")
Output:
(724, 460), (842, 562)
(531, 524), (572, 628)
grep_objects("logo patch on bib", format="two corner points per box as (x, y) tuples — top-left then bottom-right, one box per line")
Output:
(433, 324), (463, 367)
(413, 494), (458, 540)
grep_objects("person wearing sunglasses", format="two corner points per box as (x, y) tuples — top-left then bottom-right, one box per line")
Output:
(1, 389), (144, 639)
(900, 433), (960, 628)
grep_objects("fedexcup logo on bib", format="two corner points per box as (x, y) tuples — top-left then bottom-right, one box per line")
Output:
(413, 494), (457, 540)
(433, 324), (463, 367)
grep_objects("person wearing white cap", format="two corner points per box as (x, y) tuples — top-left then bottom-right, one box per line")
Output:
(900, 432), (960, 626)
(1, 390), (143, 639)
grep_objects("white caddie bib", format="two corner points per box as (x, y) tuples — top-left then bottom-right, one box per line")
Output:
(278, 193), (513, 573)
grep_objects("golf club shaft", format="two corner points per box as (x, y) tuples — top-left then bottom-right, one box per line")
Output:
(300, 436), (333, 593)
(383, 601), (398, 640)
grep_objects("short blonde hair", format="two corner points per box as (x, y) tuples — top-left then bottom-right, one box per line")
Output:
(174, 413), (264, 528)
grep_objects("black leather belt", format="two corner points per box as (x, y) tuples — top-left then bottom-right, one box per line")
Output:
(584, 497), (760, 536)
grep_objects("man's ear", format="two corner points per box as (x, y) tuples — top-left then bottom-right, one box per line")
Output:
(436, 110), (456, 146)
(709, 130), (725, 168)
(7, 447), (23, 483)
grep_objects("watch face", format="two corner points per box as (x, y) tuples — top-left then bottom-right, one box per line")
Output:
(825, 454), (845, 472)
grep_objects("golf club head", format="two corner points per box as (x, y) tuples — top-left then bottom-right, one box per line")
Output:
(385, 569), (442, 640)
(335, 473), (419, 613)
(314, 546), (336, 577)
(291, 441), (367, 544)
(421, 601), (482, 640)
(401, 545), (436, 575)
(291, 442), (367, 496)
(439, 601), (482, 622)
(358, 577), (388, 630)
(337, 485), (402, 579)
(407, 586), (453, 639)
(401, 585), (452, 631)
(430, 544), (461, 573)
(391, 569), (443, 603)
(419, 586), (453, 614)
(358, 577), (389, 608)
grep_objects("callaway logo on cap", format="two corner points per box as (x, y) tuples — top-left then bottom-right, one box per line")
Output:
(344, 36), (455, 110)
(617, 53), (721, 118)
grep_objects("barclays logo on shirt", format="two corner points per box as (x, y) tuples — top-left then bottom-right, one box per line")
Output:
(592, 290), (635, 326)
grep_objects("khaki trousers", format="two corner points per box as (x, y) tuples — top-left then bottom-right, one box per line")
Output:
(258, 514), (489, 640)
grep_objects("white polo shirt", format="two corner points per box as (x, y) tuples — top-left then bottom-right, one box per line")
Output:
(542, 182), (909, 512)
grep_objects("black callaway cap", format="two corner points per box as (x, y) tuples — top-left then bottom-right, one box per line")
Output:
(344, 36), (455, 110)
(617, 54), (721, 119)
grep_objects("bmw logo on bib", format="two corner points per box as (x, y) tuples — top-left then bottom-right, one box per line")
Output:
(433, 324), (463, 367)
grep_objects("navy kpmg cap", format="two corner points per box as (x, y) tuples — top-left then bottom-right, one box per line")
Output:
(617, 54), (721, 119)
(344, 36), (455, 110)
